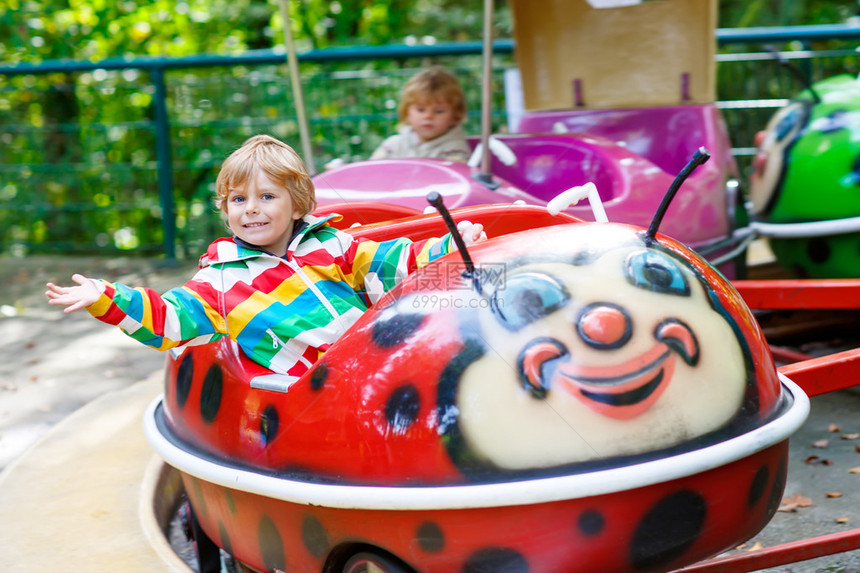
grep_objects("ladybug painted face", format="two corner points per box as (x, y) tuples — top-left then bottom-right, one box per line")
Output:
(386, 221), (781, 481)
(749, 74), (860, 224)
(235, 220), (781, 486)
(748, 100), (809, 217)
(448, 224), (748, 472)
(746, 74), (860, 278)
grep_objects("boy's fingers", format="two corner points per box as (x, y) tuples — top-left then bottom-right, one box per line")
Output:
(46, 286), (64, 299)
(455, 220), (487, 245)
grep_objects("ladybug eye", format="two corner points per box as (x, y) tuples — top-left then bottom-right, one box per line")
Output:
(773, 103), (806, 142)
(491, 272), (569, 331)
(625, 250), (689, 296)
(774, 108), (801, 141)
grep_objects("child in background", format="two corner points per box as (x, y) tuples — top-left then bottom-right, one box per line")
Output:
(370, 66), (472, 162)
(46, 134), (485, 389)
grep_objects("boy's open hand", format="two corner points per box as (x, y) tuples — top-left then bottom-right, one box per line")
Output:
(457, 220), (488, 246)
(45, 274), (100, 313)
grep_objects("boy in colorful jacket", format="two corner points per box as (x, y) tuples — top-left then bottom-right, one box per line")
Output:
(46, 134), (485, 391)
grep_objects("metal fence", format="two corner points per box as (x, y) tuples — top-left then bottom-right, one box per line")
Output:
(2, 24), (860, 259)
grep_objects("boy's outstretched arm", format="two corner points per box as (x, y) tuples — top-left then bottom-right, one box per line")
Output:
(46, 273), (101, 313)
(47, 273), (224, 351)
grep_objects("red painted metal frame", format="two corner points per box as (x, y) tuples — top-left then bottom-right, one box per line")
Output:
(778, 347), (860, 397)
(734, 279), (860, 310)
(678, 528), (860, 572)
(675, 279), (860, 571)
(734, 279), (860, 397)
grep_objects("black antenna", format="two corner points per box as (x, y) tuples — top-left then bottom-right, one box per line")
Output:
(647, 147), (711, 239)
(426, 191), (482, 292)
(767, 46), (821, 103)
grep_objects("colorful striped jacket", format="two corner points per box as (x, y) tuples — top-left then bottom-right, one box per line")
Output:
(86, 214), (454, 391)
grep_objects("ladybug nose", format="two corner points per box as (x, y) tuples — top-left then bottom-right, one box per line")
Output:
(577, 303), (631, 349)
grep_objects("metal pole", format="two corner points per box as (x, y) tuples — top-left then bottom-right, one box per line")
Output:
(152, 66), (176, 260)
(278, 0), (315, 172)
(479, 0), (494, 177)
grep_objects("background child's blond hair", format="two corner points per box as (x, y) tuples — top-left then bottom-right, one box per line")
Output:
(215, 134), (317, 215)
(397, 66), (467, 124)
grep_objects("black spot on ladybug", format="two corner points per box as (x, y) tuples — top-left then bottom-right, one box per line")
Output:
(372, 312), (426, 348)
(258, 515), (286, 572)
(629, 489), (706, 570)
(260, 404), (279, 445)
(416, 521), (445, 553)
(385, 384), (421, 432)
(807, 237), (831, 265)
(191, 477), (207, 518)
(218, 521), (232, 556)
(175, 354), (193, 409)
(301, 514), (329, 558)
(310, 362), (328, 391)
(578, 509), (605, 536)
(463, 547), (529, 572)
(200, 365), (223, 423)
(767, 456), (788, 518)
(748, 465), (770, 508)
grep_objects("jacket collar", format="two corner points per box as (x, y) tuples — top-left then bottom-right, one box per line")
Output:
(200, 213), (340, 267)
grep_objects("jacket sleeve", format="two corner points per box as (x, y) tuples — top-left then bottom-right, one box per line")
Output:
(344, 233), (455, 304)
(85, 275), (227, 351)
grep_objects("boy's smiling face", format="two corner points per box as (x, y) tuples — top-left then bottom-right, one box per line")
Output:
(406, 98), (460, 143)
(226, 169), (303, 256)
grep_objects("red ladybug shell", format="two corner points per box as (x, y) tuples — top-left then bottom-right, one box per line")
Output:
(163, 221), (781, 487)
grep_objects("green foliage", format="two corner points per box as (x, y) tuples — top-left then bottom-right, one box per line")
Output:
(718, 0), (858, 28)
(1, 0), (501, 64)
(1, 0), (858, 257)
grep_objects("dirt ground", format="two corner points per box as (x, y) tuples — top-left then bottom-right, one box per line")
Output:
(4, 253), (860, 572)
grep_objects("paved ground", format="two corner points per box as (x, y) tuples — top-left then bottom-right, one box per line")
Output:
(3, 253), (860, 572)
(716, 388), (860, 572)
(0, 255), (198, 472)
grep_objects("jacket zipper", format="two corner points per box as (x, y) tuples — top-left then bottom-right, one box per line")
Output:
(285, 258), (351, 334)
(266, 327), (313, 368)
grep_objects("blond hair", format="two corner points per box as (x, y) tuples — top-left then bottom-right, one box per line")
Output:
(397, 66), (467, 124)
(215, 135), (316, 216)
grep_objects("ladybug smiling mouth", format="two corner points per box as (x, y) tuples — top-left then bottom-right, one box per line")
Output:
(520, 319), (699, 420)
(557, 345), (676, 420)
